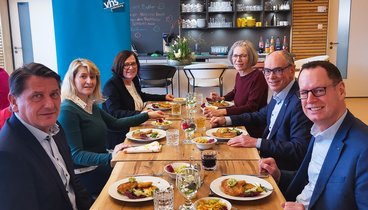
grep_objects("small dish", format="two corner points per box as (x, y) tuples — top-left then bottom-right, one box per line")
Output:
(151, 119), (172, 130)
(192, 136), (217, 150)
(193, 197), (232, 210)
(164, 162), (191, 179)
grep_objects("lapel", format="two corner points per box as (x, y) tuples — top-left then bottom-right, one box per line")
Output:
(268, 82), (298, 139)
(9, 115), (72, 204)
(308, 112), (353, 208)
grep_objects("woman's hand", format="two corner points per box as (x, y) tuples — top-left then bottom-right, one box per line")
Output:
(111, 143), (130, 159)
(165, 94), (174, 101)
(210, 92), (224, 101)
(147, 110), (165, 119)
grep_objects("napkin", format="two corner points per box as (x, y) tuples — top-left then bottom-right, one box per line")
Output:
(123, 141), (162, 154)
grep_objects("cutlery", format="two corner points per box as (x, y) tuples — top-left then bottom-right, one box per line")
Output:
(221, 173), (269, 178)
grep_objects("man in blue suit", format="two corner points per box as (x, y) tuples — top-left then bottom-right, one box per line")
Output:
(0, 63), (93, 210)
(210, 51), (312, 170)
(259, 61), (368, 210)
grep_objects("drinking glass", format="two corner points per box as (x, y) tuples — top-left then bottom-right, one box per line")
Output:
(171, 102), (181, 115)
(201, 150), (217, 171)
(195, 116), (206, 134)
(176, 168), (201, 210)
(166, 129), (179, 146)
(153, 185), (174, 210)
(181, 118), (196, 144)
(186, 93), (197, 116)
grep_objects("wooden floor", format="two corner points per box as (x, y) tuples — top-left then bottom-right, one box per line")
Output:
(346, 98), (368, 124)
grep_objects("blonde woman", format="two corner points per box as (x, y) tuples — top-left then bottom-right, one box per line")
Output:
(58, 58), (164, 196)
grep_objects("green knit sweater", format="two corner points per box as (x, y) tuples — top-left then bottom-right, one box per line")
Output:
(58, 99), (149, 167)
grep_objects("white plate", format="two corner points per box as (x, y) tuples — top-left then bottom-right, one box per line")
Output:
(206, 101), (234, 109)
(193, 197), (232, 209)
(126, 129), (166, 142)
(210, 175), (273, 201)
(146, 103), (172, 111)
(108, 176), (170, 202)
(206, 127), (247, 140)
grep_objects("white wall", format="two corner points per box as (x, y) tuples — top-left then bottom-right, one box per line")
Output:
(28, 0), (57, 72)
(344, 0), (368, 97)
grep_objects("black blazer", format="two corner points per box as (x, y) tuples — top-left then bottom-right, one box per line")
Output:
(230, 81), (313, 170)
(0, 115), (93, 210)
(102, 74), (166, 118)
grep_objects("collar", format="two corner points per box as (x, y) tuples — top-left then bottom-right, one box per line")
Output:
(311, 109), (348, 139)
(273, 79), (296, 104)
(14, 113), (60, 141)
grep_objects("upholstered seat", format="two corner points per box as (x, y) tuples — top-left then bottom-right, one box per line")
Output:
(183, 63), (228, 95)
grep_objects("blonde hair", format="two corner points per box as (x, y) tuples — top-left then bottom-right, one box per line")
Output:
(61, 58), (103, 102)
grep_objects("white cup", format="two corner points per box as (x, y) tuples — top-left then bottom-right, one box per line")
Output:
(166, 129), (179, 146)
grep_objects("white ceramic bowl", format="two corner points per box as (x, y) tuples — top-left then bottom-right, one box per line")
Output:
(193, 197), (232, 210)
(151, 120), (172, 130)
(164, 162), (191, 179)
(192, 136), (217, 150)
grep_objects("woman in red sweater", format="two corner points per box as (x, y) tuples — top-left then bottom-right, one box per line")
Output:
(204, 40), (268, 137)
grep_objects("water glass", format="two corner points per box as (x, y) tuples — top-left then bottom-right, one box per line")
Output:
(171, 102), (181, 115)
(153, 185), (174, 210)
(201, 150), (217, 171)
(166, 129), (179, 146)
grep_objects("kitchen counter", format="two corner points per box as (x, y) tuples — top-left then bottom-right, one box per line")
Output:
(138, 53), (266, 62)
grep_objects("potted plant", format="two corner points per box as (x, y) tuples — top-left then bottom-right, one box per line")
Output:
(167, 36), (194, 66)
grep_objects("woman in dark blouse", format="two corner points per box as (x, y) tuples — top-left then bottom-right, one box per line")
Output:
(102, 50), (174, 148)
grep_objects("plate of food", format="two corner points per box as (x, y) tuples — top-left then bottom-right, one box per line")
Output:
(210, 175), (273, 201)
(126, 129), (166, 142)
(108, 176), (170, 202)
(147, 102), (172, 110)
(206, 127), (247, 140)
(193, 197), (232, 210)
(206, 99), (234, 109)
(151, 119), (172, 130)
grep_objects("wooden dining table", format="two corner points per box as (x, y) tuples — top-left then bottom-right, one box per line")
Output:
(91, 161), (285, 210)
(92, 102), (285, 209)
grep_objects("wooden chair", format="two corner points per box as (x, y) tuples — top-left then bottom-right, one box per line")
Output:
(183, 63), (228, 95)
(138, 64), (177, 94)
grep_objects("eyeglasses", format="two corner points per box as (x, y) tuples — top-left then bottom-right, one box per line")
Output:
(123, 62), (137, 69)
(262, 64), (291, 76)
(296, 84), (336, 100)
(232, 54), (248, 59)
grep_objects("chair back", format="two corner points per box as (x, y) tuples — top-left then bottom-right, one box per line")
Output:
(183, 63), (228, 79)
(295, 55), (329, 70)
(139, 64), (176, 81)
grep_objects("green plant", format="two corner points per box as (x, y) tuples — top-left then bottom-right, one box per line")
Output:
(167, 36), (193, 61)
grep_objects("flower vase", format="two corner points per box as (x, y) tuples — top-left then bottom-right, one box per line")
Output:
(179, 59), (192, 65)
(167, 59), (181, 66)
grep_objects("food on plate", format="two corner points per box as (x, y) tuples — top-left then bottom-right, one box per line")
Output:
(206, 98), (230, 108)
(196, 198), (229, 210)
(151, 102), (172, 109)
(132, 129), (159, 139)
(220, 178), (266, 197)
(193, 137), (216, 144)
(117, 177), (157, 199)
(152, 119), (171, 126)
(212, 128), (242, 138)
(173, 97), (186, 102)
(165, 164), (189, 174)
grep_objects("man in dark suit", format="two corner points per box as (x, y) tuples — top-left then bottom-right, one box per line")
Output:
(0, 63), (93, 210)
(259, 61), (368, 210)
(210, 51), (312, 170)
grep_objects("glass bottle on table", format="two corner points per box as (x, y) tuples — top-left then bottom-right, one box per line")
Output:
(181, 118), (196, 144)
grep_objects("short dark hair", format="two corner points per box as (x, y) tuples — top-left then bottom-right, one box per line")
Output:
(9, 63), (61, 96)
(111, 50), (140, 78)
(299, 61), (342, 84)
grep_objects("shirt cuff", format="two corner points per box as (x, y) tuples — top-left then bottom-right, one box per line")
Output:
(256, 138), (262, 149)
(225, 116), (232, 126)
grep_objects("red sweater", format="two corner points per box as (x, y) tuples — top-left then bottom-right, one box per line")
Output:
(224, 69), (268, 116)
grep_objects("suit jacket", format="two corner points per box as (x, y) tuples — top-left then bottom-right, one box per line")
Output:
(230, 81), (313, 170)
(285, 111), (368, 210)
(102, 74), (166, 118)
(0, 115), (93, 210)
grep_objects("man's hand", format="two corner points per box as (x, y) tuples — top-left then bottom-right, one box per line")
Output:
(203, 108), (227, 117)
(259, 157), (281, 182)
(209, 117), (226, 127)
(227, 134), (257, 148)
(147, 110), (165, 119)
(281, 202), (305, 210)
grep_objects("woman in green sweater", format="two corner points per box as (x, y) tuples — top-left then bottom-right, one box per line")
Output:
(58, 58), (165, 196)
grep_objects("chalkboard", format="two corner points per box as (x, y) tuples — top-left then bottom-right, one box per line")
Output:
(130, 0), (180, 54)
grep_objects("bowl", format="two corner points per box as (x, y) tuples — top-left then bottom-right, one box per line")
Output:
(164, 162), (191, 179)
(173, 97), (186, 104)
(151, 120), (173, 130)
(192, 136), (217, 150)
(193, 197), (232, 210)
